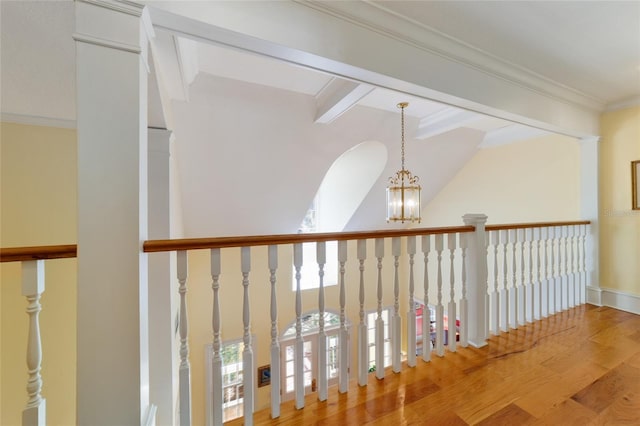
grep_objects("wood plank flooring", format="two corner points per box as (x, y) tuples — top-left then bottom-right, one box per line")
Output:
(228, 305), (640, 425)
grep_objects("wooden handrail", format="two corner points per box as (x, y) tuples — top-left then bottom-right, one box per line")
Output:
(143, 225), (476, 253)
(0, 221), (591, 260)
(485, 220), (591, 232)
(0, 244), (77, 263)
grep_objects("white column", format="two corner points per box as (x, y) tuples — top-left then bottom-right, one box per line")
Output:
(74, 1), (153, 424)
(241, 247), (254, 424)
(337, 240), (349, 393)
(580, 136), (600, 304)
(148, 128), (178, 426)
(406, 236), (417, 367)
(462, 214), (489, 348)
(268, 245), (281, 418)
(374, 238), (385, 379)
(316, 242), (328, 401)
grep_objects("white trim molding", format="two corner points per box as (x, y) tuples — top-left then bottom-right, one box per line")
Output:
(604, 95), (640, 112)
(1, 112), (76, 129)
(600, 287), (640, 315)
(589, 286), (640, 315)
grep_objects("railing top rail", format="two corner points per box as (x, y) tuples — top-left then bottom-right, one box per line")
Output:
(143, 225), (476, 253)
(485, 220), (591, 232)
(0, 244), (77, 263)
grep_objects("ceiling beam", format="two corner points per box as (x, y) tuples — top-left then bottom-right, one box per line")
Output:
(314, 78), (374, 124)
(415, 107), (481, 139)
(480, 124), (550, 148)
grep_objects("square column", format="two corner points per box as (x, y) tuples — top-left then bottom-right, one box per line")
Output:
(74, 1), (154, 424)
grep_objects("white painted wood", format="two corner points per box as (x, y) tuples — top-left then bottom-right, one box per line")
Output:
(555, 226), (563, 313)
(147, 129), (178, 426)
(75, 1), (152, 423)
(562, 226), (569, 311)
(490, 230), (500, 335)
(510, 229), (518, 329)
(338, 240), (349, 393)
(580, 224), (588, 304)
(542, 227), (550, 317)
(518, 229), (526, 326)
(421, 235), (432, 362)
(210, 249), (223, 426)
(459, 233), (468, 347)
(357, 240), (368, 386)
(316, 242), (328, 401)
(22, 260), (46, 426)
(177, 251), (191, 426)
(241, 247), (254, 424)
(434, 234), (445, 357)
(447, 233), (457, 353)
(462, 214), (489, 348)
(268, 245), (281, 418)
(500, 229), (509, 332)
(391, 237), (402, 373)
(548, 227), (556, 315)
(569, 226), (577, 308)
(314, 77), (374, 123)
(293, 243), (305, 407)
(526, 228), (534, 323)
(407, 236), (417, 367)
(375, 238), (385, 379)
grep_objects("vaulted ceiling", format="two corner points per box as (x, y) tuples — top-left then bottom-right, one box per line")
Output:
(2, 1), (639, 236)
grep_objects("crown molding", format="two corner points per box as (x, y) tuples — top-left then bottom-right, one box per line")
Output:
(77, 0), (145, 18)
(300, 0), (604, 112)
(479, 124), (550, 148)
(1, 112), (76, 129)
(604, 95), (640, 112)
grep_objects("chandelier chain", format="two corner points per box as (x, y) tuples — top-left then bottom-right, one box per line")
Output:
(401, 103), (405, 171)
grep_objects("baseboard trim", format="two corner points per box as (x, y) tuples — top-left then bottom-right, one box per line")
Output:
(592, 287), (640, 315)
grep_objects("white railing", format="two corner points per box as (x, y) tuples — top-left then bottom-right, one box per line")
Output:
(1, 218), (590, 426)
(485, 223), (590, 335)
(143, 216), (591, 426)
(0, 245), (77, 426)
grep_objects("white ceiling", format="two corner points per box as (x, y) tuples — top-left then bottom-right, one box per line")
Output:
(2, 0), (639, 236)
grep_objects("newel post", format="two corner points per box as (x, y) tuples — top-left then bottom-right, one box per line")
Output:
(463, 214), (489, 348)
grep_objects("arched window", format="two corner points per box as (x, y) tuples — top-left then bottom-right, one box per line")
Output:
(293, 141), (387, 290)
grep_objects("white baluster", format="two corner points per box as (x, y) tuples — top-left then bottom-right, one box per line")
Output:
(447, 233), (457, 352)
(435, 234), (445, 357)
(177, 251), (191, 426)
(580, 224), (587, 304)
(375, 238), (385, 379)
(510, 229), (518, 329)
(357, 239), (368, 386)
(241, 247), (254, 424)
(562, 226), (569, 311)
(548, 227), (556, 315)
(555, 226), (563, 313)
(407, 236), (417, 367)
(421, 235), (432, 362)
(526, 228), (534, 323)
(518, 229), (526, 326)
(268, 245), (280, 418)
(211, 249), (223, 426)
(491, 230), (500, 335)
(338, 240), (349, 393)
(569, 226), (576, 308)
(501, 230), (509, 332)
(317, 242), (328, 401)
(392, 237), (402, 373)
(542, 227), (550, 317)
(459, 233), (469, 347)
(535, 228), (542, 320)
(22, 260), (46, 426)
(293, 243), (305, 408)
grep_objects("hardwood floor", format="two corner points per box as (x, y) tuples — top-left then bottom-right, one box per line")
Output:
(228, 305), (640, 425)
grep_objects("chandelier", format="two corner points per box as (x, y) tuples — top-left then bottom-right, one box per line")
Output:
(386, 102), (421, 223)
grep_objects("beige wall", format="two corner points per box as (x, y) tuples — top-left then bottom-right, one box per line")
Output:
(421, 133), (581, 226)
(0, 122), (77, 426)
(599, 106), (640, 295)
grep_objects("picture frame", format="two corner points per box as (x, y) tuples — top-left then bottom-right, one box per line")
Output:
(633, 160), (640, 210)
(257, 365), (271, 388)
